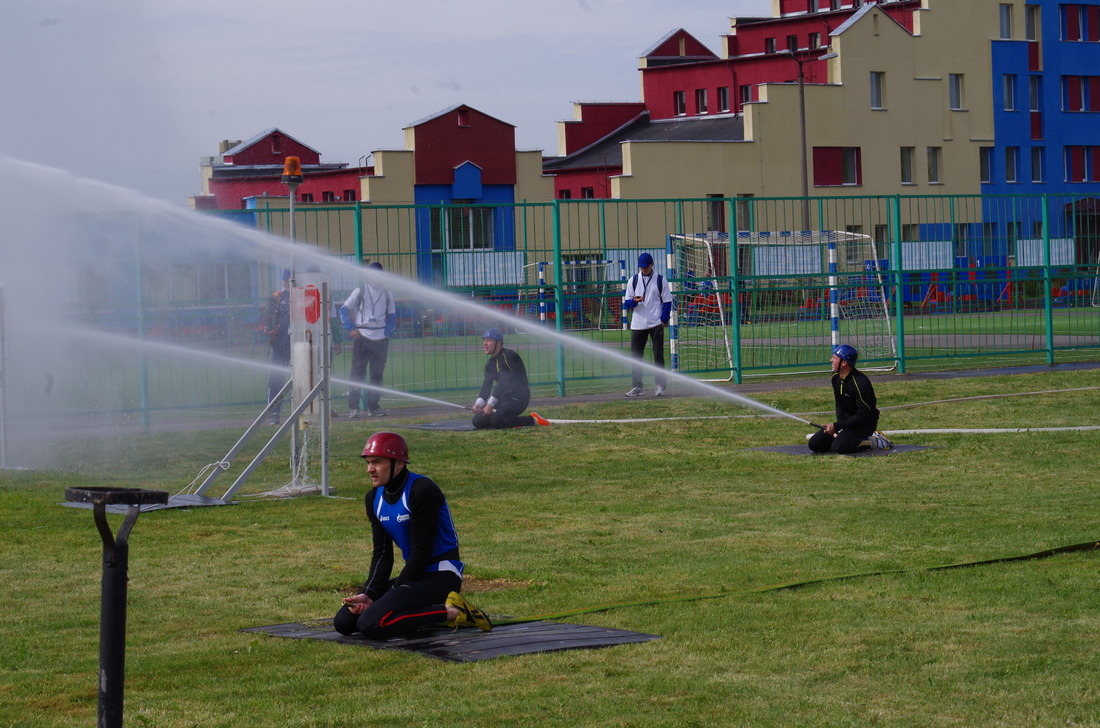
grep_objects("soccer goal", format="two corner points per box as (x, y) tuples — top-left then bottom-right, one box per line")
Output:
(536, 258), (628, 331)
(670, 231), (897, 376)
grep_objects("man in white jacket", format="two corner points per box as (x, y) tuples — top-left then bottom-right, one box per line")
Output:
(339, 262), (396, 418)
(622, 253), (674, 397)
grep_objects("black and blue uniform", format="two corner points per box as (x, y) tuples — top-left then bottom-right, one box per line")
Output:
(333, 469), (464, 639)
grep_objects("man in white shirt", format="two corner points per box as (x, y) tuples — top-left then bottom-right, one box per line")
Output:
(622, 253), (674, 397)
(339, 262), (396, 418)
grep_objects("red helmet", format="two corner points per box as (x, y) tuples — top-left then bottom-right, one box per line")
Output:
(361, 432), (409, 462)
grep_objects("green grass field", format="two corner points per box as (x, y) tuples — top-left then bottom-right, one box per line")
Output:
(3, 368), (1100, 727)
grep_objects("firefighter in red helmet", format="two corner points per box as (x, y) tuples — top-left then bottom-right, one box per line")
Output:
(333, 432), (492, 637)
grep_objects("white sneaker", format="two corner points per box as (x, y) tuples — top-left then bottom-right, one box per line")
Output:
(625, 387), (644, 397)
(654, 385), (666, 396)
(869, 432), (893, 450)
(348, 410), (360, 419)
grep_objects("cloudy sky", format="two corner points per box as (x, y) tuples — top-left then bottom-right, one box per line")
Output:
(0, 0), (770, 204)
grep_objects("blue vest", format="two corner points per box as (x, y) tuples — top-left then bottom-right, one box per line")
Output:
(373, 472), (463, 577)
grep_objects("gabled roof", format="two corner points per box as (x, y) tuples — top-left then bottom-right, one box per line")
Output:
(543, 113), (745, 171)
(641, 28), (719, 66)
(833, 2), (910, 36)
(404, 104), (515, 130)
(223, 128), (320, 157)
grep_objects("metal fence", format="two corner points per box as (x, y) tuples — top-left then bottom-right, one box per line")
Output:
(42, 193), (1100, 420)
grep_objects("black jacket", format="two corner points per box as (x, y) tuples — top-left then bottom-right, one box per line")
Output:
(831, 368), (879, 434)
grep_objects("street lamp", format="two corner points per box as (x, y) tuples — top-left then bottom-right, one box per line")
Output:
(779, 49), (837, 230)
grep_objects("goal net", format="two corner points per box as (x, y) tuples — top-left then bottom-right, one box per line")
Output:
(558, 258), (627, 331)
(671, 231), (896, 374)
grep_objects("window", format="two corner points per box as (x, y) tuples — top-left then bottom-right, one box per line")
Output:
(902, 223), (920, 241)
(808, 0), (818, 13)
(558, 189), (572, 199)
(927, 147), (942, 183)
(1005, 146), (1019, 182)
(980, 147), (994, 183)
(300, 193), (314, 202)
(1029, 76), (1042, 110)
(322, 191), (336, 203)
(1031, 147), (1045, 182)
(1025, 4), (1040, 40)
(900, 147), (915, 184)
(457, 108), (470, 127)
(1062, 75), (1100, 111)
(1000, 4), (1014, 38)
(787, 35), (799, 53)
(812, 147), (862, 186)
(809, 32), (822, 49)
(949, 74), (965, 110)
(1004, 74), (1017, 110)
(581, 187), (595, 199)
(739, 85), (753, 106)
(718, 86), (731, 112)
(764, 37), (777, 54)
(695, 88), (709, 114)
(830, 0), (841, 9)
(1064, 146), (1100, 182)
(343, 189), (357, 202)
(673, 90), (686, 115)
(707, 194), (727, 233)
(430, 202), (493, 250)
(870, 72), (885, 109)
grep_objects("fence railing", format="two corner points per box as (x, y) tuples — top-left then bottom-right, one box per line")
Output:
(37, 194), (1100, 420)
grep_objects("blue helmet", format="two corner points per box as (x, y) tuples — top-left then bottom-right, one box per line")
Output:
(482, 328), (504, 343)
(833, 344), (858, 366)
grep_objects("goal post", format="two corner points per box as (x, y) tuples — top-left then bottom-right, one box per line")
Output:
(669, 230), (897, 376)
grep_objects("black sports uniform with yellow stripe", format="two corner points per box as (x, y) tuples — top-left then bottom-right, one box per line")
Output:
(808, 368), (880, 454)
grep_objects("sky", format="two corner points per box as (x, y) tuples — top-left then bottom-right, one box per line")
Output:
(0, 0), (772, 205)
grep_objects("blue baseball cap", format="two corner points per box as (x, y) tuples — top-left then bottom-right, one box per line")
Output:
(638, 253), (654, 268)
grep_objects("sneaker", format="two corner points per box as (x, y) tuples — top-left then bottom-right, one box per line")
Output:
(267, 413), (281, 426)
(625, 387), (644, 397)
(654, 385), (666, 396)
(445, 591), (492, 632)
(869, 431), (893, 450)
(367, 409), (386, 417)
(347, 410), (360, 420)
(530, 412), (551, 426)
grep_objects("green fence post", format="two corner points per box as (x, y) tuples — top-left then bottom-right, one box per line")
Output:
(891, 195), (906, 373)
(354, 202), (363, 263)
(552, 200), (566, 397)
(1041, 195), (1055, 365)
(729, 197), (743, 384)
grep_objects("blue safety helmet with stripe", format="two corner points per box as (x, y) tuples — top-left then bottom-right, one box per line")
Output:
(482, 328), (504, 343)
(832, 344), (858, 366)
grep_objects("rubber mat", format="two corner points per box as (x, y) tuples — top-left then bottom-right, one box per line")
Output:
(241, 619), (661, 663)
(394, 420), (477, 431)
(751, 444), (932, 457)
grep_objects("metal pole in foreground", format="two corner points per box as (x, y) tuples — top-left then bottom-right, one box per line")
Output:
(65, 487), (168, 728)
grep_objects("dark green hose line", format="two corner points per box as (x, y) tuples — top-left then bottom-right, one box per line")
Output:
(491, 540), (1100, 627)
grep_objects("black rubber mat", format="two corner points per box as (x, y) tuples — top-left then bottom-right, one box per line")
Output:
(394, 420), (477, 431)
(751, 444), (932, 457)
(241, 619), (661, 663)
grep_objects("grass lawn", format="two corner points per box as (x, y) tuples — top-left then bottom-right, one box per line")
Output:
(2, 368), (1099, 727)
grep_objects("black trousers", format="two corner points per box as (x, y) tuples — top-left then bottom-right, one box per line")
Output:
(348, 336), (389, 412)
(471, 395), (534, 429)
(267, 334), (290, 414)
(629, 325), (667, 389)
(808, 424), (877, 454)
(333, 570), (461, 640)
